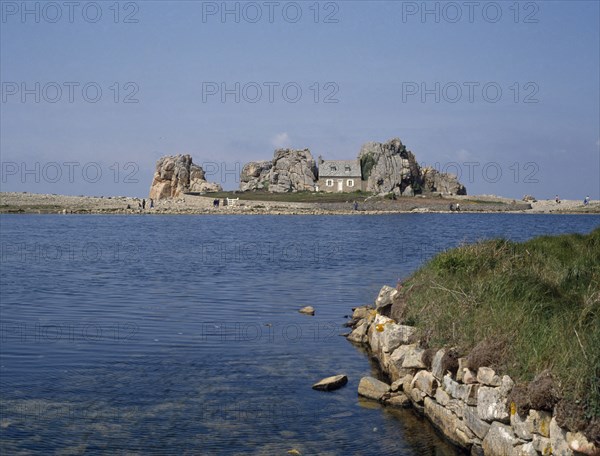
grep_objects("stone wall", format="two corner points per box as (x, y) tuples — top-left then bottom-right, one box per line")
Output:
(347, 285), (598, 456)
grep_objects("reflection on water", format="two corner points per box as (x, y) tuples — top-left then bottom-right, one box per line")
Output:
(1, 214), (598, 454)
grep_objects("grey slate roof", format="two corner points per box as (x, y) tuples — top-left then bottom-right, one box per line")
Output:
(319, 160), (362, 178)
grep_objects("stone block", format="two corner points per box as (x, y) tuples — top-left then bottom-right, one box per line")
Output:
(401, 346), (426, 369)
(464, 406), (491, 440)
(411, 370), (438, 397)
(529, 409), (551, 438)
(477, 386), (510, 423)
(482, 422), (521, 456)
(511, 410), (533, 440)
(549, 417), (573, 456)
(457, 357), (469, 382)
(424, 397), (473, 449)
(477, 367), (502, 386)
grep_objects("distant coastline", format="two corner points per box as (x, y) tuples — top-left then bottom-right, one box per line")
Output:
(1, 192), (599, 215)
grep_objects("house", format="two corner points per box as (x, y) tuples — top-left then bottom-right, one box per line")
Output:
(316, 159), (365, 192)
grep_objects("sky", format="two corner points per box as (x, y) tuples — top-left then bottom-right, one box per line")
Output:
(1, 0), (599, 199)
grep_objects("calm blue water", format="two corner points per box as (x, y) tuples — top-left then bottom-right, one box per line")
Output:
(1, 214), (599, 455)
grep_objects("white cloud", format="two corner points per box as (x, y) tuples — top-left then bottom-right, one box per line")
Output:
(455, 149), (472, 161)
(271, 132), (291, 148)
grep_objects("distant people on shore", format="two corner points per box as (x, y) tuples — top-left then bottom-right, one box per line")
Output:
(213, 199), (220, 208)
(353, 201), (358, 211)
(449, 203), (454, 211)
(555, 195), (561, 204)
(150, 198), (154, 208)
(142, 199), (146, 210)
(455, 203), (460, 212)
(584, 195), (590, 206)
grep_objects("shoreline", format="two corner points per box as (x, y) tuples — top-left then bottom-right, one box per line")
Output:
(345, 285), (599, 456)
(2, 192), (599, 216)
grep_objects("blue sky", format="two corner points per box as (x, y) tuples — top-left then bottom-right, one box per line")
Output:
(1, 0), (599, 199)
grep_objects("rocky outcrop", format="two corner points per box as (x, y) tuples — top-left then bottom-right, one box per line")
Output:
(239, 138), (467, 195)
(240, 149), (317, 192)
(239, 161), (273, 191)
(358, 138), (422, 196)
(421, 166), (467, 195)
(344, 285), (599, 456)
(149, 155), (222, 200)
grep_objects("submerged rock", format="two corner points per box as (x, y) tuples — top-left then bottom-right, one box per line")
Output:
(384, 392), (411, 408)
(312, 374), (348, 391)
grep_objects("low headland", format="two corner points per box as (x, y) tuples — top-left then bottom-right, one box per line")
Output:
(345, 228), (600, 455)
(3, 138), (598, 215)
(1, 191), (598, 215)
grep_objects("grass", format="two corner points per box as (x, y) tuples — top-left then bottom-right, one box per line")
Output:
(398, 228), (600, 421)
(0, 204), (64, 213)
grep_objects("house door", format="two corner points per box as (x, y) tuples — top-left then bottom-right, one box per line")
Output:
(337, 180), (343, 192)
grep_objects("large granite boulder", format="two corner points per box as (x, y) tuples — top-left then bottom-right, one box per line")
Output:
(358, 138), (421, 196)
(149, 154), (222, 200)
(239, 138), (467, 195)
(239, 161), (273, 191)
(240, 149), (317, 192)
(421, 166), (466, 195)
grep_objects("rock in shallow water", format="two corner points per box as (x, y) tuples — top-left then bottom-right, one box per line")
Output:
(384, 393), (411, 408)
(312, 374), (348, 391)
(358, 376), (390, 401)
(298, 306), (315, 315)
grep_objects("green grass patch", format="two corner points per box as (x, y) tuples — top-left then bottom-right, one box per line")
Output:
(399, 228), (600, 418)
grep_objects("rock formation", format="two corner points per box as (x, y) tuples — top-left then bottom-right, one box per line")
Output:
(240, 149), (318, 192)
(239, 138), (467, 196)
(239, 161), (272, 191)
(149, 154), (222, 200)
(358, 138), (422, 196)
(421, 167), (467, 195)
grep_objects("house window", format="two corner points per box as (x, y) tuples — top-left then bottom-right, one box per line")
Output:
(330, 165), (337, 172)
(345, 166), (351, 172)
(347, 179), (354, 187)
(326, 179), (334, 187)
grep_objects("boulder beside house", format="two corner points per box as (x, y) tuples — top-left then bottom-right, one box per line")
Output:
(238, 138), (467, 196)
